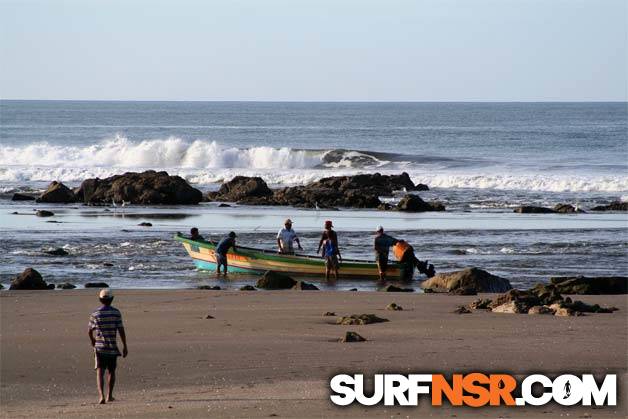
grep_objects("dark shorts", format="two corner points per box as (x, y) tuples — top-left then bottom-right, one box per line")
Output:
(215, 252), (228, 267)
(376, 254), (389, 273)
(325, 255), (339, 270)
(94, 352), (118, 371)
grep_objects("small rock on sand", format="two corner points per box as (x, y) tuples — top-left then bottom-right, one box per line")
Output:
(341, 331), (366, 343)
(386, 303), (403, 311)
(453, 305), (472, 314)
(336, 314), (389, 325)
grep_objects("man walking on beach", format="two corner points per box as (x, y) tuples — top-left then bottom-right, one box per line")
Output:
(88, 288), (128, 404)
(277, 218), (302, 254)
(215, 231), (237, 275)
(374, 226), (398, 281)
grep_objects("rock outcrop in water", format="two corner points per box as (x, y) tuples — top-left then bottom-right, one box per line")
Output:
(420, 267), (512, 293)
(37, 181), (76, 203)
(207, 173), (432, 209)
(10, 268), (54, 290)
(76, 171), (203, 205)
(590, 201), (628, 212)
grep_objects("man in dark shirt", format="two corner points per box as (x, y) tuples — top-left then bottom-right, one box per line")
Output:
(215, 231), (237, 275)
(88, 288), (128, 404)
(190, 227), (205, 241)
(374, 226), (399, 281)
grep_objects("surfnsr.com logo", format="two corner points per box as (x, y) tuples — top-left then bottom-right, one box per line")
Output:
(330, 374), (616, 407)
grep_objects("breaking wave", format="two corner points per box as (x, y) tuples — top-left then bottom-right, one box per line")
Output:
(1, 136), (627, 193)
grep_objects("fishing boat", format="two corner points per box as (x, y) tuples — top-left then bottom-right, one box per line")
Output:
(175, 234), (411, 279)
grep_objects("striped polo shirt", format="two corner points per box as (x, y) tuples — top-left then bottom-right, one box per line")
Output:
(88, 305), (124, 356)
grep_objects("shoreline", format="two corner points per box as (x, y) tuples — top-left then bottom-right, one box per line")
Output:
(2, 289), (627, 418)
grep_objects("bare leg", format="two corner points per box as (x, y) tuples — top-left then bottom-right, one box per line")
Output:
(106, 370), (116, 401)
(96, 368), (105, 404)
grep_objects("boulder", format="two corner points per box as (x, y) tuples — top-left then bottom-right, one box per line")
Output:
(396, 194), (445, 212)
(240, 285), (257, 291)
(11, 193), (35, 201)
(554, 204), (585, 214)
(380, 284), (414, 292)
(256, 271), (297, 289)
(292, 281), (319, 290)
(36, 181), (76, 203)
(36, 210), (54, 217)
(549, 276), (627, 295)
(421, 268), (512, 293)
(216, 176), (273, 201)
(513, 206), (556, 214)
(56, 282), (76, 289)
(528, 305), (553, 315)
(10, 268), (53, 290)
(336, 314), (389, 325)
(85, 282), (109, 288)
(386, 303), (403, 311)
(341, 331), (366, 343)
(590, 202), (628, 212)
(75, 171), (203, 205)
(44, 248), (69, 256)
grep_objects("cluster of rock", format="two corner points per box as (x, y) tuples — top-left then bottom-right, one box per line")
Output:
(465, 283), (619, 316)
(514, 202), (628, 214)
(15, 171), (204, 205)
(207, 173), (443, 211)
(421, 267), (513, 294)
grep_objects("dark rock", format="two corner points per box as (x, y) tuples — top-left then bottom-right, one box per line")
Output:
(386, 302), (403, 311)
(10, 268), (52, 290)
(75, 170), (203, 205)
(590, 202), (628, 212)
(256, 271), (297, 289)
(397, 194), (445, 212)
(341, 331), (366, 343)
(44, 248), (69, 256)
(56, 282), (76, 289)
(36, 210), (54, 217)
(513, 206), (556, 214)
(336, 314), (389, 325)
(323, 312), (336, 316)
(421, 268), (512, 293)
(453, 305), (472, 314)
(216, 176), (273, 202)
(197, 285), (221, 290)
(549, 276), (627, 295)
(240, 285), (256, 291)
(85, 282), (109, 288)
(469, 298), (492, 310)
(36, 181), (76, 203)
(11, 193), (35, 201)
(449, 286), (477, 296)
(554, 204), (585, 214)
(292, 281), (319, 290)
(138, 222), (153, 227)
(380, 284), (414, 292)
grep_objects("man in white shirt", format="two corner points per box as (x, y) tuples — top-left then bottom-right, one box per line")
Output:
(277, 218), (303, 254)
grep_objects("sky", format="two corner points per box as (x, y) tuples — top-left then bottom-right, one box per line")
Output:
(0, 0), (626, 101)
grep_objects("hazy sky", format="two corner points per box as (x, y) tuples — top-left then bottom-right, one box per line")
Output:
(1, 0), (626, 101)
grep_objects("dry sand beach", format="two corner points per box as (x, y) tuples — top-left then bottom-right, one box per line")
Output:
(1, 290), (626, 418)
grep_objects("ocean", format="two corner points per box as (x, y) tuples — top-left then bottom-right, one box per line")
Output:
(1, 100), (627, 290)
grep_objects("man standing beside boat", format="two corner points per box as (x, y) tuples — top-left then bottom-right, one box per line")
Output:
(277, 219), (303, 254)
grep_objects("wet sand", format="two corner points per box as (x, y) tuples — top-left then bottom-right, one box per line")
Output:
(1, 290), (627, 418)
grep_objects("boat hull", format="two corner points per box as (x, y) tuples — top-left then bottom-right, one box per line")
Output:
(175, 235), (410, 279)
